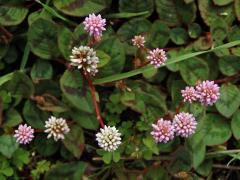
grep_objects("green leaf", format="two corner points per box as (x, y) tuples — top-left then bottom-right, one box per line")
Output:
(102, 152), (112, 164)
(143, 136), (159, 154)
(170, 27), (189, 45)
(28, 18), (60, 59)
(23, 100), (49, 129)
(0, 135), (19, 158)
(148, 21), (170, 48)
(70, 110), (99, 130)
(0, 158), (13, 177)
(3, 109), (22, 128)
(35, 134), (60, 157)
(155, 0), (196, 26)
(31, 160), (51, 179)
(117, 18), (151, 42)
(187, 131), (206, 168)
(31, 60), (53, 81)
(119, 0), (153, 15)
(235, 0), (240, 21)
(188, 23), (202, 39)
(6, 71), (34, 98)
(12, 148), (30, 170)
(57, 27), (74, 60)
(195, 160), (212, 176)
(213, 0), (233, 6)
(171, 80), (186, 107)
(216, 83), (240, 118)
(231, 110), (240, 140)
(93, 40), (240, 84)
(60, 70), (93, 113)
(44, 162), (87, 180)
(112, 151), (121, 163)
(53, 0), (108, 17)
(198, 0), (235, 26)
(0, 44), (9, 60)
(210, 17), (228, 42)
(96, 50), (111, 68)
(218, 55), (240, 76)
(96, 37), (125, 77)
(179, 57), (209, 85)
(168, 147), (192, 173)
(0, 5), (28, 26)
(63, 125), (85, 158)
(201, 114), (232, 146)
(144, 167), (168, 180)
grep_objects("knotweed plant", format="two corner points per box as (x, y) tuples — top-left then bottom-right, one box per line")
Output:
(9, 9), (240, 178)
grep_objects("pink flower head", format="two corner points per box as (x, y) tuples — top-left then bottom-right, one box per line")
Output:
(173, 112), (197, 138)
(132, 35), (145, 48)
(151, 118), (175, 143)
(83, 13), (106, 38)
(147, 48), (167, 68)
(181, 86), (198, 103)
(14, 124), (34, 144)
(196, 80), (220, 106)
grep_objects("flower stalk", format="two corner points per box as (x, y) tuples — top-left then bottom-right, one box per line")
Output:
(84, 72), (105, 128)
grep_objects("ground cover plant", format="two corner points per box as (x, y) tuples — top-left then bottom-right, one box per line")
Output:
(0, 0), (240, 179)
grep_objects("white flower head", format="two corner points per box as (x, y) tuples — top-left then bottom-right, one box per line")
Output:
(44, 116), (70, 141)
(96, 126), (121, 152)
(70, 46), (99, 76)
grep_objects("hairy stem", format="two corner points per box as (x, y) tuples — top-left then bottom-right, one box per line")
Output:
(84, 73), (105, 128)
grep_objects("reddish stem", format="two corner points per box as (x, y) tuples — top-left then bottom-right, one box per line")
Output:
(34, 129), (44, 133)
(215, 72), (240, 84)
(176, 101), (184, 114)
(84, 73), (105, 128)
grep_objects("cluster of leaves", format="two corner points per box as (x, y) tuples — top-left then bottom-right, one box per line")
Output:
(0, 0), (240, 179)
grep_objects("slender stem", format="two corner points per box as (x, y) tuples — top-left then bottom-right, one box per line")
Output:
(92, 156), (171, 161)
(206, 149), (240, 157)
(213, 164), (240, 170)
(215, 72), (240, 84)
(0, 26), (12, 39)
(176, 101), (184, 114)
(84, 73), (105, 128)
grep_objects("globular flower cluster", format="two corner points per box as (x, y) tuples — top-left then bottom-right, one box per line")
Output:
(70, 46), (99, 76)
(151, 118), (175, 143)
(181, 86), (197, 103)
(132, 35), (145, 48)
(181, 80), (220, 106)
(45, 116), (70, 141)
(83, 13), (106, 38)
(14, 124), (34, 144)
(147, 48), (167, 68)
(173, 112), (197, 138)
(96, 126), (121, 152)
(196, 80), (220, 106)
(151, 112), (197, 143)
